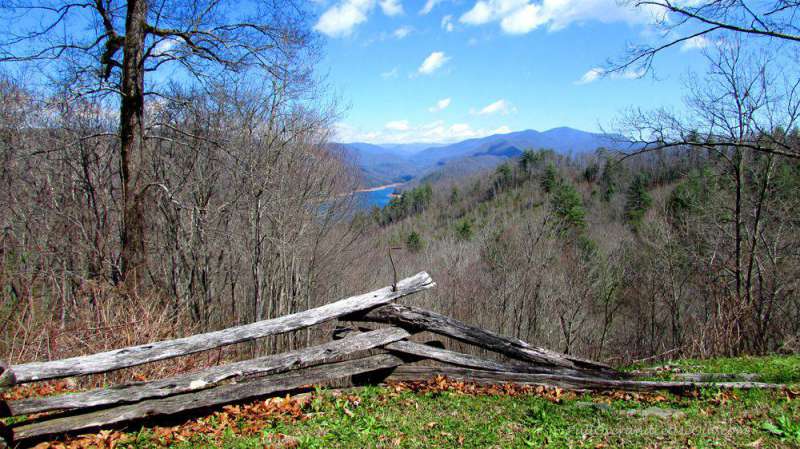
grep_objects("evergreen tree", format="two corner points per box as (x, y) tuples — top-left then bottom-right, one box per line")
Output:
(551, 182), (586, 229)
(624, 174), (653, 226)
(495, 163), (513, 191)
(455, 218), (474, 240)
(541, 162), (559, 193)
(600, 159), (620, 201)
(406, 230), (425, 252)
(519, 149), (540, 175)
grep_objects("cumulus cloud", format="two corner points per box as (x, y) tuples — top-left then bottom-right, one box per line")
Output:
(420, 0), (445, 15)
(476, 99), (516, 115)
(393, 26), (412, 38)
(335, 120), (511, 144)
(380, 0), (404, 16)
(314, 0), (373, 37)
(315, 0), (404, 37)
(459, 0), (657, 35)
(418, 51), (450, 75)
(681, 35), (710, 51)
(574, 67), (643, 84)
(385, 120), (410, 131)
(576, 67), (604, 84)
(428, 97), (452, 112)
(441, 15), (455, 31)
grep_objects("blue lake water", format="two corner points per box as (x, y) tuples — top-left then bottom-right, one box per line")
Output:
(354, 187), (397, 209)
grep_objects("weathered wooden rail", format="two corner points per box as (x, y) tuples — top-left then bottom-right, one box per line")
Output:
(0, 271), (788, 447)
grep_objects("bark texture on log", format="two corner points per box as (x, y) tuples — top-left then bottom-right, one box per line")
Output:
(333, 327), (592, 377)
(386, 365), (786, 393)
(12, 354), (404, 442)
(349, 303), (621, 378)
(0, 360), (14, 388)
(6, 328), (411, 417)
(0, 422), (9, 449)
(12, 273), (433, 383)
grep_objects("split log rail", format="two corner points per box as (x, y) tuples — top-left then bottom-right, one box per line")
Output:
(0, 272), (787, 447)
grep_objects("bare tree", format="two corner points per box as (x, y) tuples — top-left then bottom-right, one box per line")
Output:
(616, 1), (800, 75)
(0, 0), (317, 282)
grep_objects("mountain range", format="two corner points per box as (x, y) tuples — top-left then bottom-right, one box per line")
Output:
(335, 127), (626, 187)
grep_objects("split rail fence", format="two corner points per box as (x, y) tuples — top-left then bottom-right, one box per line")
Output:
(0, 272), (787, 447)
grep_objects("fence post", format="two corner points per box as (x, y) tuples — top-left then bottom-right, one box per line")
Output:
(0, 359), (15, 448)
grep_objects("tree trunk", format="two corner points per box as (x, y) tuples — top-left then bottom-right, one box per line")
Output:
(118, 0), (148, 283)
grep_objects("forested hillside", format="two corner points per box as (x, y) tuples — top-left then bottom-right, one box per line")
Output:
(346, 143), (800, 363)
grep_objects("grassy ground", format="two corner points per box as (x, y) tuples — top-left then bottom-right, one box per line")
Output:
(636, 355), (800, 384)
(11, 356), (800, 449)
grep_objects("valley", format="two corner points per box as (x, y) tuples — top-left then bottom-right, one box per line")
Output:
(337, 127), (627, 191)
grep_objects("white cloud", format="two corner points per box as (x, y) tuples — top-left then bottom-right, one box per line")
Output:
(385, 120), (410, 131)
(381, 67), (399, 79)
(418, 51), (450, 75)
(576, 67), (604, 84)
(681, 35), (709, 51)
(153, 37), (179, 55)
(314, 0), (374, 37)
(428, 97), (452, 112)
(459, 0), (658, 35)
(315, 0), (404, 37)
(380, 0), (404, 16)
(393, 26), (412, 38)
(335, 120), (511, 144)
(420, 0), (444, 15)
(441, 15), (454, 31)
(476, 99), (516, 115)
(574, 67), (643, 84)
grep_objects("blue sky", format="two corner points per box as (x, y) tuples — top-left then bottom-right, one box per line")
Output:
(312, 0), (711, 144)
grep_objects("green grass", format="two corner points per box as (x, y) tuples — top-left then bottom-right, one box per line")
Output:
(9, 355), (799, 448)
(117, 387), (799, 449)
(651, 355), (800, 384)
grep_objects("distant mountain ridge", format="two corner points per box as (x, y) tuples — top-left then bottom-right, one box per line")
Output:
(335, 127), (626, 187)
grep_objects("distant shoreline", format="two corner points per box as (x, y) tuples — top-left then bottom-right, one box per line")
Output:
(353, 182), (405, 193)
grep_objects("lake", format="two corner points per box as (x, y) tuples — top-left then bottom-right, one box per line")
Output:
(354, 186), (398, 209)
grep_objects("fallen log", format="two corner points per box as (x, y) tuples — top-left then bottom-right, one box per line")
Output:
(333, 327), (594, 378)
(386, 365), (786, 393)
(12, 272), (433, 383)
(348, 304), (621, 378)
(6, 327), (411, 417)
(629, 371), (763, 382)
(11, 354), (405, 443)
(0, 360), (14, 388)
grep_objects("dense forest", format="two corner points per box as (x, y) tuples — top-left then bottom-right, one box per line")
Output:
(1, 0), (799, 371)
(352, 140), (800, 363)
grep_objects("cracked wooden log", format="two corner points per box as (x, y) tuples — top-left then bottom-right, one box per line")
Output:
(385, 340), (596, 377)
(0, 360), (14, 389)
(334, 327), (594, 378)
(347, 304), (622, 378)
(0, 360), (12, 449)
(11, 354), (405, 443)
(386, 365), (787, 393)
(0, 423), (9, 449)
(12, 272), (434, 383)
(5, 327), (411, 417)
